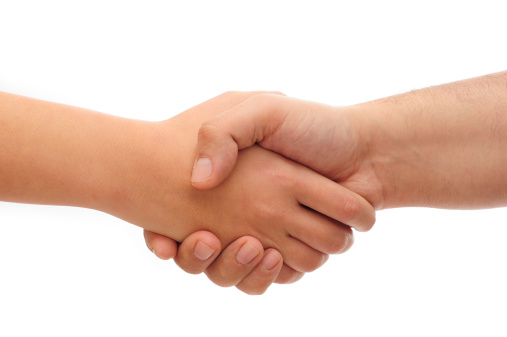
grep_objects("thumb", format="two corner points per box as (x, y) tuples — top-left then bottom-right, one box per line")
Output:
(190, 123), (240, 189)
(190, 94), (287, 190)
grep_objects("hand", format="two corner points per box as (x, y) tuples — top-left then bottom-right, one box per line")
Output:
(144, 93), (303, 295)
(190, 94), (385, 217)
(113, 91), (374, 275)
(145, 92), (366, 294)
(190, 72), (507, 211)
(140, 93), (316, 294)
(0, 90), (309, 295)
(0, 89), (372, 294)
(144, 230), (303, 295)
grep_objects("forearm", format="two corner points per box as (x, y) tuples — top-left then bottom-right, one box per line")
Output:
(356, 71), (507, 209)
(0, 91), (147, 211)
(0, 91), (251, 244)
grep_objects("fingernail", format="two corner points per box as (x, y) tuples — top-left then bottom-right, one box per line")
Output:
(194, 241), (216, 261)
(236, 242), (260, 265)
(191, 158), (213, 183)
(261, 251), (281, 271)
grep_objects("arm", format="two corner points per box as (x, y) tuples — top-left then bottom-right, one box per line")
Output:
(0, 88), (296, 293)
(190, 71), (507, 211)
(355, 71), (507, 209)
(0, 91), (372, 275)
(0, 91), (300, 294)
(0, 91), (133, 209)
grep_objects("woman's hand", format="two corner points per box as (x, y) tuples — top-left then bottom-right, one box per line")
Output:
(129, 93), (374, 292)
(0, 90), (372, 294)
(114, 117), (361, 270)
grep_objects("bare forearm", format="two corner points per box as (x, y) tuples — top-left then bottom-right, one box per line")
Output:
(0, 92), (146, 211)
(357, 71), (507, 209)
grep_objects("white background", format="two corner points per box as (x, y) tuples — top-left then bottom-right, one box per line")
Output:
(1, 1), (506, 336)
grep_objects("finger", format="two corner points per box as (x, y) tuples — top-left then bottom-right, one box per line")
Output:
(282, 237), (329, 273)
(287, 205), (355, 255)
(143, 229), (178, 260)
(274, 264), (305, 284)
(204, 237), (264, 287)
(174, 231), (221, 274)
(186, 90), (286, 125)
(235, 249), (283, 295)
(191, 94), (287, 189)
(294, 166), (376, 232)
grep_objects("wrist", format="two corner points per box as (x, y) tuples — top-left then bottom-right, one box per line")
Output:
(97, 115), (199, 240)
(356, 74), (507, 209)
(81, 114), (164, 215)
(349, 95), (422, 210)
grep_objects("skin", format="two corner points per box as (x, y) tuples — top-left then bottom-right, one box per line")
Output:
(189, 71), (507, 210)
(143, 229), (306, 293)
(149, 71), (506, 294)
(0, 91), (375, 294)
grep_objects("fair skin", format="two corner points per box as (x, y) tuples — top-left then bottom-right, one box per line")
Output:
(147, 71), (506, 293)
(189, 71), (507, 209)
(0, 91), (374, 294)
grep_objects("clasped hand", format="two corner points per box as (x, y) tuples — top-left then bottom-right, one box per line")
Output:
(143, 91), (376, 294)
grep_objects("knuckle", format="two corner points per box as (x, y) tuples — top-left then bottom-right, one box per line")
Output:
(245, 93), (274, 109)
(267, 91), (285, 96)
(363, 212), (376, 232)
(243, 287), (267, 296)
(300, 253), (328, 272)
(238, 282), (269, 296)
(340, 194), (361, 224)
(221, 91), (242, 99)
(276, 270), (304, 284)
(184, 266), (206, 275)
(326, 229), (354, 254)
(248, 93), (274, 108)
(254, 199), (287, 223)
(303, 261), (320, 273)
(197, 121), (223, 143)
(222, 90), (275, 102)
(263, 165), (294, 191)
(339, 231), (355, 254)
(206, 268), (237, 288)
(174, 260), (203, 275)
(323, 234), (350, 254)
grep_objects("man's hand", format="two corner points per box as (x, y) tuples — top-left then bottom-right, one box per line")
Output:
(144, 230), (302, 295)
(190, 71), (507, 212)
(190, 94), (384, 218)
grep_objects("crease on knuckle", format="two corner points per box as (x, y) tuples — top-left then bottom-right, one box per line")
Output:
(301, 254), (326, 272)
(197, 121), (223, 143)
(207, 267), (238, 288)
(239, 284), (268, 296)
(328, 228), (353, 254)
(361, 213), (376, 232)
(324, 235), (349, 255)
(339, 194), (361, 225)
(175, 257), (206, 275)
(221, 91), (241, 99)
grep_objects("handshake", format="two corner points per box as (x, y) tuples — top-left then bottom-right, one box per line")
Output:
(143, 90), (378, 294)
(2, 71), (506, 294)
